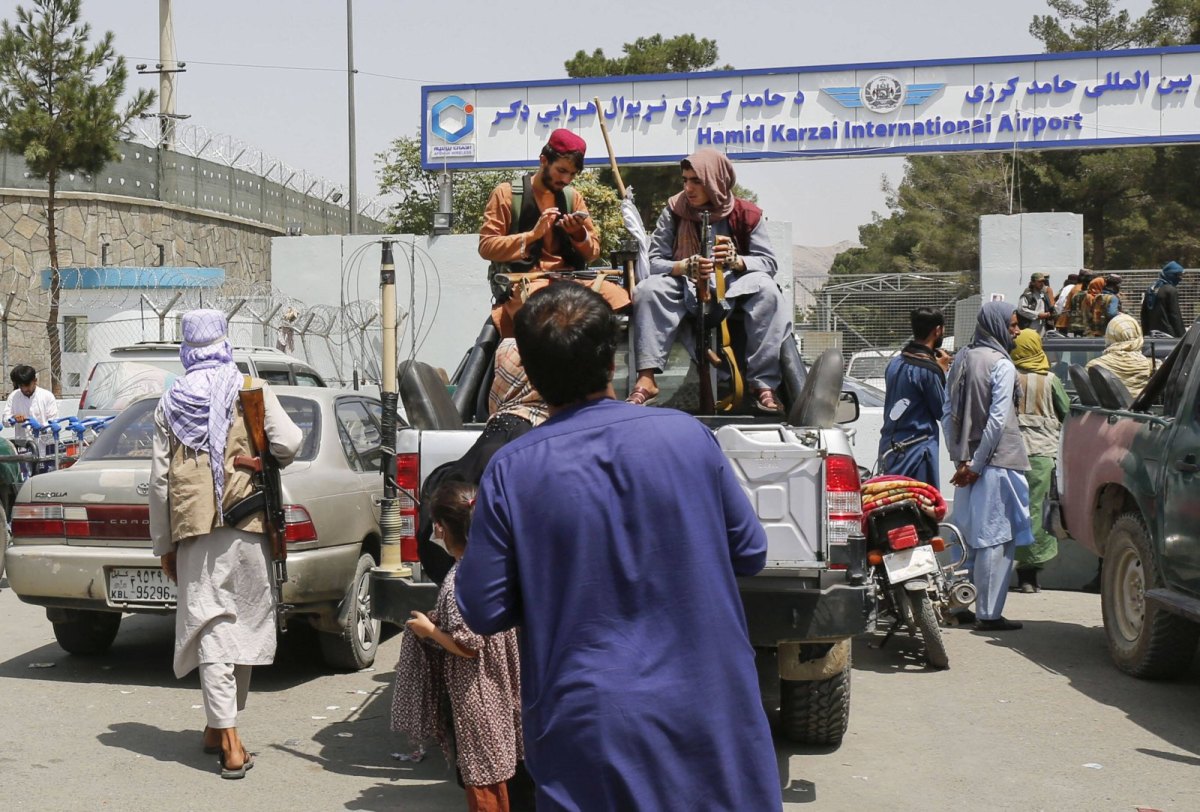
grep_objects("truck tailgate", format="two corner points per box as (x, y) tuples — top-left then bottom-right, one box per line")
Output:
(408, 428), (483, 486)
(716, 425), (824, 567)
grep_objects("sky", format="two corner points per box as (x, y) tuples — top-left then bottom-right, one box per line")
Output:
(0, 0), (1156, 246)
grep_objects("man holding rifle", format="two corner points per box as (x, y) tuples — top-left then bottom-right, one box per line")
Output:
(627, 148), (789, 413)
(149, 310), (302, 779)
(478, 128), (629, 338)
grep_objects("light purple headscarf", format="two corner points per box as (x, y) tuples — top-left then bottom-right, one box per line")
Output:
(160, 310), (242, 510)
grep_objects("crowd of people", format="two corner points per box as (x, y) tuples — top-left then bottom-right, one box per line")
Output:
(99, 124), (1191, 808)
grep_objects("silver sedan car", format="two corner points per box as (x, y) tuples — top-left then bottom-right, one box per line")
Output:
(4, 387), (395, 671)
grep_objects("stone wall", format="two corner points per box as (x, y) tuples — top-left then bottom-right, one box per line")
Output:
(0, 189), (278, 388)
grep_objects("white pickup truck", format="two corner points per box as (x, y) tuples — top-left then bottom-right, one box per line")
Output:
(372, 318), (872, 746)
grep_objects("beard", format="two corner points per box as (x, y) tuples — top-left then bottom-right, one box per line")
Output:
(933, 333), (945, 349)
(540, 165), (565, 191)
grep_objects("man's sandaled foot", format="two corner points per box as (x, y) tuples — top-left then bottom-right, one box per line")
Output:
(202, 726), (220, 755)
(752, 387), (783, 414)
(219, 748), (255, 779)
(625, 386), (658, 406)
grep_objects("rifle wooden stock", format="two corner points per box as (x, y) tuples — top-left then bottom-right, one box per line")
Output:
(238, 388), (286, 566)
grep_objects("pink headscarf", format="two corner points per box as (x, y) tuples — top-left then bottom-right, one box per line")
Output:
(667, 148), (737, 260)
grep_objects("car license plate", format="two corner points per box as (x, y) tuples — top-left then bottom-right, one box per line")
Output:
(883, 546), (939, 583)
(108, 567), (176, 605)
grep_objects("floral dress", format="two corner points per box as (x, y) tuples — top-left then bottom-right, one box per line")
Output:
(391, 563), (523, 786)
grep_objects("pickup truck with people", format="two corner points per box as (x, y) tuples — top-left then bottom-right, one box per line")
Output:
(1059, 321), (1200, 678)
(372, 302), (873, 747)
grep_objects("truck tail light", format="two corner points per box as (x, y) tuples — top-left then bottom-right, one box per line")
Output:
(283, 505), (318, 543)
(396, 453), (420, 562)
(825, 454), (863, 570)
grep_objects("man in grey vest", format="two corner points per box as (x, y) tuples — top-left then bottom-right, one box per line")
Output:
(942, 301), (1034, 632)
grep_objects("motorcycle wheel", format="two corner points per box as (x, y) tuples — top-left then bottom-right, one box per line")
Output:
(912, 591), (950, 670)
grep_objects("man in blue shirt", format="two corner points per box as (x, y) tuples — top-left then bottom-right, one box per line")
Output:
(878, 307), (951, 486)
(457, 282), (781, 811)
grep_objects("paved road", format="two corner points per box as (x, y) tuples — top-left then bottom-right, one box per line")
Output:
(0, 579), (1196, 811)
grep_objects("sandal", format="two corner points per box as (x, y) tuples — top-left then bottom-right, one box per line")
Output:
(625, 386), (658, 407)
(219, 748), (255, 780)
(752, 388), (783, 414)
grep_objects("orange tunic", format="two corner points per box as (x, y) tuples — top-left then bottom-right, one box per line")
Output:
(479, 179), (629, 336)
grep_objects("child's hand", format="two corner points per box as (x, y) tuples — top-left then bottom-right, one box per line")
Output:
(405, 611), (436, 639)
(12, 414), (25, 423)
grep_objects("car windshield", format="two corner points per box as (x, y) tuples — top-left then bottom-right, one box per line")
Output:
(81, 360), (183, 410)
(1044, 337), (1177, 396)
(847, 355), (892, 380)
(841, 378), (885, 407)
(83, 395), (322, 462)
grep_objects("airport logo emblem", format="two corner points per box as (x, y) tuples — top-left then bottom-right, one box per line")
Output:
(822, 77), (944, 113)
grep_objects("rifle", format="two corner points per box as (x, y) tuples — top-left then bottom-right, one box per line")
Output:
(236, 387), (291, 628)
(696, 212), (717, 413)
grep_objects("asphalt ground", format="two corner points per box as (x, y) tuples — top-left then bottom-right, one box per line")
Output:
(0, 579), (1196, 811)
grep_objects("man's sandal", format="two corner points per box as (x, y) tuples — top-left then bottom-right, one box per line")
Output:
(752, 388), (783, 414)
(218, 749), (255, 780)
(625, 386), (658, 407)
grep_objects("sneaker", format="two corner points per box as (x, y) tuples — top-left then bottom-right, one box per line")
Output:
(974, 617), (1023, 631)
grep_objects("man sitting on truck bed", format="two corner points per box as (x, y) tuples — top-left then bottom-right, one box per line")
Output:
(478, 128), (629, 338)
(626, 148), (790, 413)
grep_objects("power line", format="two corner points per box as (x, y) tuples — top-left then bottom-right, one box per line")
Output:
(128, 55), (439, 84)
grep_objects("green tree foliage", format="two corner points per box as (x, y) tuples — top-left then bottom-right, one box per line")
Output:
(838, 0), (1200, 286)
(566, 34), (734, 226)
(376, 134), (625, 257)
(0, 0), (153, 394)
(376, 135), (511, 236)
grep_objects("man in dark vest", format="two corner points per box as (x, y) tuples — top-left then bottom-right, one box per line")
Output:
(627, 148), (790, 413)
(478, 128), (628, 338)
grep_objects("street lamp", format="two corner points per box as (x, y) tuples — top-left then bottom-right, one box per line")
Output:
(432, 171), (453, 235)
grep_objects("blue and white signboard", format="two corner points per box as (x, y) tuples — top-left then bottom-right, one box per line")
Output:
(422, 46), (1200, 170)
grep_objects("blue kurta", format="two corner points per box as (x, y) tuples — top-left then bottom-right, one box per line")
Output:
(456, 398), (781, 812)
(878, 353), (944, 485)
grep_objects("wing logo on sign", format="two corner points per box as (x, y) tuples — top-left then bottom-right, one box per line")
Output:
(822, 77), (944, 113)
(431, 95), (475, 144)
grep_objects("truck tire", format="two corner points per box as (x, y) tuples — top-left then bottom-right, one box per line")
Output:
(52, 609), (121, 655)
(911, 592), (950, 670)
(1101, 512), (1200, 678)
(319, 553), (381, 671)
(779, 655), (851, 746)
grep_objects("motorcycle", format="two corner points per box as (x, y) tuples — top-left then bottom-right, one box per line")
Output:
(863, 499), (976, 669)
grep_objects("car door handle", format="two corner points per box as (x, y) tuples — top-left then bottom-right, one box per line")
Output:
(1174, 455), (1200, 474)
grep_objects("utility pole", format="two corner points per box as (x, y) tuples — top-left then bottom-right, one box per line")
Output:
(346, 0), (358, 234)
(159, 0), (176, 150)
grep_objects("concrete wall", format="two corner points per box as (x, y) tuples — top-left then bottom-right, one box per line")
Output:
(980, 213), (1084, 303)
(270, 221), (794, 383)
(0, 190), (276, 393)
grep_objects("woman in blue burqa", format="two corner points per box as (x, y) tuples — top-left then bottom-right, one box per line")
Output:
(942, 301), (1034, 632)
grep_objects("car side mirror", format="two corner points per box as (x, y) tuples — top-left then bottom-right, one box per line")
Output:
(835, 390), (860, 424)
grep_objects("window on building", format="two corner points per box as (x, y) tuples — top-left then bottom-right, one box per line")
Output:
(63, 315), (88, 353)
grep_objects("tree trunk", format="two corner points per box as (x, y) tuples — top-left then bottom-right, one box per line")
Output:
(45, 173), (62, 397)
(1091, 209), (1107, 270)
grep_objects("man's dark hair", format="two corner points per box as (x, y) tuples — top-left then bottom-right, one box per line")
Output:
(540, 143), (585, 172)
(910, 307), (944, 342)
(10, 364), (36, 387)
(514, 283), (617, 406)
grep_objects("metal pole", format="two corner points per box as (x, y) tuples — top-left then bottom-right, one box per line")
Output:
(346, 0), (358, 235)
(159, 0), (176, 150)
(377, 240), (402, 573)
(1, 292), (15, 393)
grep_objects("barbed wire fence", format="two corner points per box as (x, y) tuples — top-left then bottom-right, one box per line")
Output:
(0, 265), (391, 398)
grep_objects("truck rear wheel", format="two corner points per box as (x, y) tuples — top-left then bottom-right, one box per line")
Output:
(1101, 513), (1200, 678)
(51, 609), (121, 655)
(779, 654), (851, 746)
